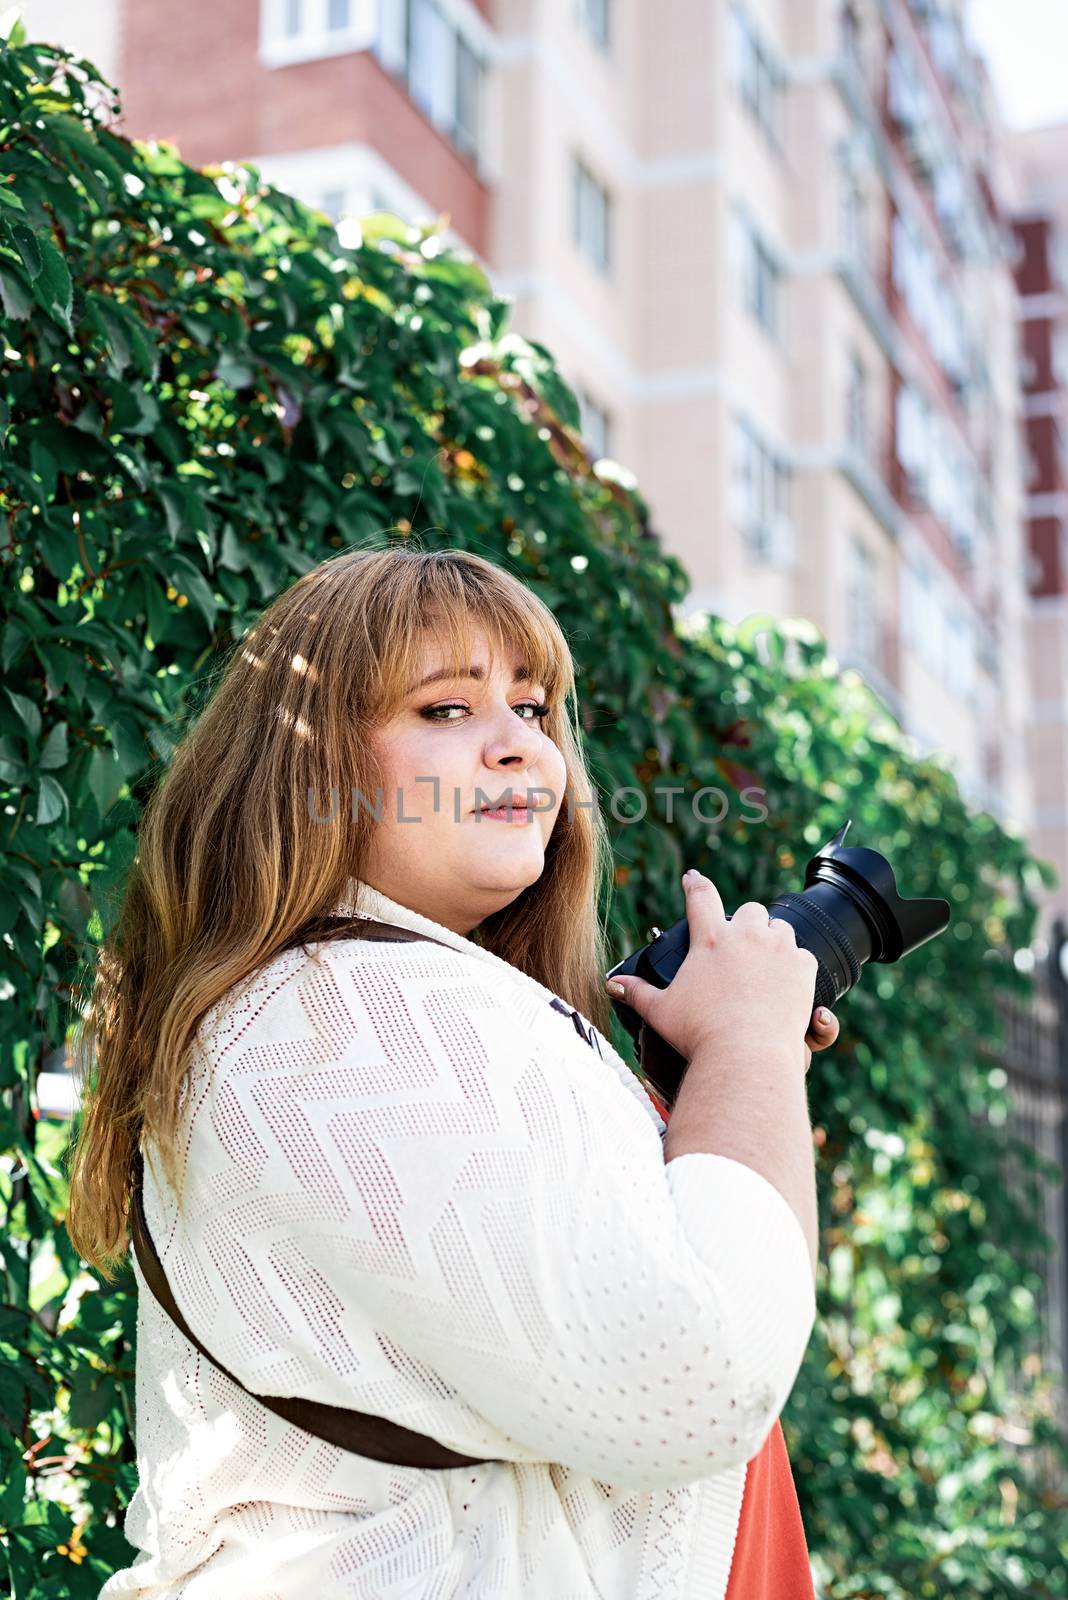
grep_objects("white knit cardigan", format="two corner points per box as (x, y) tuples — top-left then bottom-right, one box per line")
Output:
(102, 881), (816, 1600)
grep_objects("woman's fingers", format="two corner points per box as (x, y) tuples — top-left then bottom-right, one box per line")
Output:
(804, 1007), (839, 1054)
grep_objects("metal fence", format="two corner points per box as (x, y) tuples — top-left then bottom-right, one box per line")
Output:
(998, 918), (1068, 1488)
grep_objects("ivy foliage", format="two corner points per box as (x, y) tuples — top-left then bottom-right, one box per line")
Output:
(0, 22), (1065, 1599)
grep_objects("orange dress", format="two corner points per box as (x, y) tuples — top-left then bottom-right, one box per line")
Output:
(724, 1419), (815, 1598)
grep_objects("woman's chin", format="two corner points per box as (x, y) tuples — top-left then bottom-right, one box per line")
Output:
(468, 838), (546, 887)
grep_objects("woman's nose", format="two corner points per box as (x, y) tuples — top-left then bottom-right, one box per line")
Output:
(484, 705), (543, 765)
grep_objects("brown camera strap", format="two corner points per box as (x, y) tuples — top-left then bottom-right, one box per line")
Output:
(130, 916), (600, 1469)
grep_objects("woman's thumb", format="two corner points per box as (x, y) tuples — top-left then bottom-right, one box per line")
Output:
(604, 973), (655, 1019)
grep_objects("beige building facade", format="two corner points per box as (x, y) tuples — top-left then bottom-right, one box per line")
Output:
(488, 1), (1033, 856)
(1012, 125), (1068, 939)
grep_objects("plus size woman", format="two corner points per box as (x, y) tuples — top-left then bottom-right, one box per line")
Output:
(66, 545), (838, 1599)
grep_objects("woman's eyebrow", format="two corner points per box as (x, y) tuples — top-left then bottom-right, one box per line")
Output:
(412, 663), (536, 690)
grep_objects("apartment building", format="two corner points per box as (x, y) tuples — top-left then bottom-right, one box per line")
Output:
(1012, 126), (1068, 937)
(27, 0), (1050, 912)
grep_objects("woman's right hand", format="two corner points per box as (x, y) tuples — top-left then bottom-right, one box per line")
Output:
(606, 869), (821, 1072)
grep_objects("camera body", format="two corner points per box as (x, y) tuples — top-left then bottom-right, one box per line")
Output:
(605, 820), (951, 1105)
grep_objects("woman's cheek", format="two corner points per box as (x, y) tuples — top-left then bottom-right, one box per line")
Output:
(546, 749), (568, 824)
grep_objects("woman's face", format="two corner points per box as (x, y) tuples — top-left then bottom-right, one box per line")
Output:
(360, 629), (568, 935)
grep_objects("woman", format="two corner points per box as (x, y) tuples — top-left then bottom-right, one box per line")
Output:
(66, 545), (837, 1599)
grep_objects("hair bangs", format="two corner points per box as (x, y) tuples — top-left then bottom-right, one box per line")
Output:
(369, 555), (575, 722)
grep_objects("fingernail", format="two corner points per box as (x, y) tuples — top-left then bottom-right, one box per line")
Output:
(605, 979), (626, 998)
(817, 1008), (831, 1027)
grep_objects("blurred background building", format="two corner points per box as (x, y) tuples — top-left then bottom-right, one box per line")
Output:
(1012, 127), (1068, 949)
(21, 0), (1063, 922)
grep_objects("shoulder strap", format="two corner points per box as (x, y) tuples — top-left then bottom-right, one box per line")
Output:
(130, 916), (602, 1469)
(129, 1151), (492, 1468)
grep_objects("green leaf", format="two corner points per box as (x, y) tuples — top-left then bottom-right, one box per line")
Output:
(109, 714), (149, 778)
(0, 264), (33, 320)
(87, 746), (124, 820)
(0, 733), (28, 784)
(11, 223), (42, 279)
(29, 438), (57, 500)
(33, 234), (73, 332)
(143, 571), (171, 645)
(168, 553), (218, 629)
(1, 619), (30, 673)
(39, 110), (130, 199)
(35, 774), (68, 827)
(5, 688), (41, 743)
(215, 353), (256, 389)
(67, 1365), (115, 1430)
(56, 873), (91, 934)
(109, 382), (160, 436)
(38, 721), (69, 770)
(218, 523), (249, 572)
(98, 298), (132, 373)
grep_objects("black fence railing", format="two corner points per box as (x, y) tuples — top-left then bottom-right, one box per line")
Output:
(998, 918), (1068, 1490)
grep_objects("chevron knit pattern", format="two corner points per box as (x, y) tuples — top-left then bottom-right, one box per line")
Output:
(100, 882), (816, 1600)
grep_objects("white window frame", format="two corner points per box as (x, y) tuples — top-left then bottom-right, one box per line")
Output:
(577, 388), (612, 460)
(374, 0), (485, 164)
(261, 0), (376, 67)
(846, 535), (878, 669)
(846, 350), (869, 463)
(727, 2), (785, 150)
(730, 416), (793, 563)
(575, 0), (611, 53)
(573, 155), (612, 275)
(736, 213), (781, 338)
(262, 0), (485, 164)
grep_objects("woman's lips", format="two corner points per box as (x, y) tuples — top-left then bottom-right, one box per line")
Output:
(473, 802), (532, 823)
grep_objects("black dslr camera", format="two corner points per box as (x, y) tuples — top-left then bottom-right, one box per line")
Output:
(605, 820), (952, 1105)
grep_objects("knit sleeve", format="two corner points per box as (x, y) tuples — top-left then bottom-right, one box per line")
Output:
(167, 938), (816, 1495)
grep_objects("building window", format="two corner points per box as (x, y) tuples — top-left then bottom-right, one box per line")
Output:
(376, 0), (406, 70)
(455, 35), (479, 157)
(840, 169), (868, 270)
(730, 417), (793, 562)
(892, 209), (970, 391)
(373, 0), (483, 162)
(1018, 346), (1038, 391)
(942, 609), (976, 701)
(846, 352), (869, 462)
(896, 380), (980, 552)
(902, 555), (941, 673)
(1053, 326), (1068, 390)
(727, 2), (784, 149)
(895, 383), (928, 504)
(577, 390), (612, 460)
(837, 137), (871, 272)
(846, 536), (878, 667)
(839, 2), (861, 65)
(264, 0), (369, 57)
(573, 157), (612, 274)
(733, 212), (781, 337)
(576, 0), (610, 52)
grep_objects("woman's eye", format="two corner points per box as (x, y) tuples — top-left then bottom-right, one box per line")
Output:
(420, 702), (551, 723)
(420, 704), (468, 722)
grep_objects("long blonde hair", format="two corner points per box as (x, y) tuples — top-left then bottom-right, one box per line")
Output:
(64, 545), (617, 1281)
